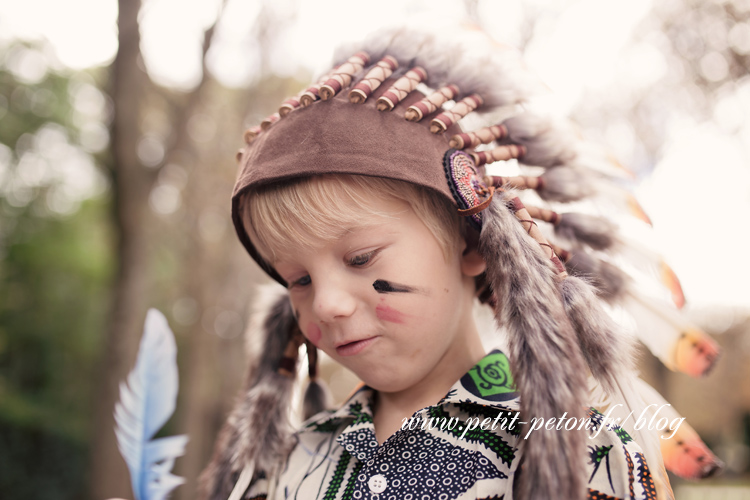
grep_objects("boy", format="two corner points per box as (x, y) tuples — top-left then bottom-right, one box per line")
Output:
(201, 30), (664, 500)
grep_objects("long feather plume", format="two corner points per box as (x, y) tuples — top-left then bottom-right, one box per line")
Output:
(618, 240), (686, 309)
(588, 375), (675, 500)
(564, 250), (719, 377)
(114, 309), (188, 500)
(633, 379), (724, 480)
(623, 292), (720, 377)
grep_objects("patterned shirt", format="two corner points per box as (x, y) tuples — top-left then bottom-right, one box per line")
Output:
(245, 350), (657, 500)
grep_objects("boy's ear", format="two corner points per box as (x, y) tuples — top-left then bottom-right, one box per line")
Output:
(459, 240), (487, 277)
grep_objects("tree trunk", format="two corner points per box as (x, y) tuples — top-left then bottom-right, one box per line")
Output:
(174, 93), (259, 499)
(90, 0), (152, 497)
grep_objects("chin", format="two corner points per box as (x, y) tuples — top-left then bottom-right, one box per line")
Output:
(356, 369), (418, 394)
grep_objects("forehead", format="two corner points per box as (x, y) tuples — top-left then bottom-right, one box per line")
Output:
(249, 181), (414, 263)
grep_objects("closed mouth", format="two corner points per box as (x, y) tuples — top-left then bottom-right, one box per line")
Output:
(335, 336), (378, 356)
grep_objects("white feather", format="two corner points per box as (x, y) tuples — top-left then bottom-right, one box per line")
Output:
(114, 309), (188, 500)
(588, 374), (675, 500)
(621, 291), (692, 371)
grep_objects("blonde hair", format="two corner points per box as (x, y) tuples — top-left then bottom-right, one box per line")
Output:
(241, 174), (463, 264)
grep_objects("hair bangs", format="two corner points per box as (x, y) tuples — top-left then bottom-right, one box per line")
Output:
(242, 174), (462, 265)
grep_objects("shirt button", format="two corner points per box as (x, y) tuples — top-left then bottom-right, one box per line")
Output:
(368, 474), (388, 493)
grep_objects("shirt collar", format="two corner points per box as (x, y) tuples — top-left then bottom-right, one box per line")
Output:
(439, 349), (520, 412)
(300, 349), (520, 434)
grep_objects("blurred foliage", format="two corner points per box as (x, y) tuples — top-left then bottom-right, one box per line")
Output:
(2, 22), (300, 498)
(0, 418), (88, 499)
(0, 198), (112, 437)
(0, 40), (113, 498)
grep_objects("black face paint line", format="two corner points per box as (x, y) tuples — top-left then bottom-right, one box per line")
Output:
(373, 279), (417, 294)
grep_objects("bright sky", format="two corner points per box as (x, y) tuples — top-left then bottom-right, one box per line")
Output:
(1, 0), (749, 309)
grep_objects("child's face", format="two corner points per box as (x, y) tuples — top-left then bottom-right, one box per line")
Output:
(270, 194), (485, 395)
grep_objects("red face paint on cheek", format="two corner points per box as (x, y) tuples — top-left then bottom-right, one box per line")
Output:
(376, 304), (406, 324)
(306, 322), (322, 347)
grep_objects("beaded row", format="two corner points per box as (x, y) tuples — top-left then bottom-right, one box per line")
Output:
(240, 52), (579, 278)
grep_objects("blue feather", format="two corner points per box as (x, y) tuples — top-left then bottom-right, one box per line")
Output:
(114, 309), (188, 500)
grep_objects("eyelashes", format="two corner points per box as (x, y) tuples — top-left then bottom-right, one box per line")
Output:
(289, 275), (311, 288)
(348, 249), (379, 267)
(288, 249), (381, 289)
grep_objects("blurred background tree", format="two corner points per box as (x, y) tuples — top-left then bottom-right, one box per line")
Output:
(0, 0), (749, 499)
(1, 0), (300, 497)
(0, 35), (114, 497)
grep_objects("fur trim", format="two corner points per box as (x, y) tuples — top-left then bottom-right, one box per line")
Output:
(480, 194), (587, 500)
(539, 166), (594, 203)
(566, 250), (629, 302)
(560, 276), (635, 394)
(555, 212), (618, 251)
(200, 292), (298, 500)
(503, 113), (578, 168)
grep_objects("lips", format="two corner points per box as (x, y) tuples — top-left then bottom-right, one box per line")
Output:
(335, 336), (378, 357)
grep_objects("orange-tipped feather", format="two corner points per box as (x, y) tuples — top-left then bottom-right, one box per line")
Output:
(660, 260), (686, 309)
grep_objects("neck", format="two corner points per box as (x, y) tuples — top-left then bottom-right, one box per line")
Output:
(372, 305), (485, 443)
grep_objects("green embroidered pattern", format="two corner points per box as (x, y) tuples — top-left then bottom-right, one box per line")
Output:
(588, 444), (615, 490)
(614, 425), (633, 445)
(342, 461), (363, 499)
(322, 450), (351, 500)
(467, 351), (516, 397)
(427, 406), (515, 466)
(348, 401), (373, 425)
(306, 416), (341, 433)
(590, 445), (613, 465)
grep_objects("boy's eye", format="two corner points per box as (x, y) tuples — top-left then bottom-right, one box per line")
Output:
(290, 275), (311, 288)
(348, 249), (378, 267)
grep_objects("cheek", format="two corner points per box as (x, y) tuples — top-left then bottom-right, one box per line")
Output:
(376, 303), (406, 324)
(305, 322), (322, 347)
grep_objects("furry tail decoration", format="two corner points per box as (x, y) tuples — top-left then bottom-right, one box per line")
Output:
(503, 113), (578, 168)
(199, 291), (299, 500)
(565, 249), (629, 302)
(537, 166), (594, 202)
(555, 212), (618, 251)
(480, 194), (587, 500)
(560, 276), (634, 394)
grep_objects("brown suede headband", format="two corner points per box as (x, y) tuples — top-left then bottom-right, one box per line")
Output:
(231, 73), (462, 284)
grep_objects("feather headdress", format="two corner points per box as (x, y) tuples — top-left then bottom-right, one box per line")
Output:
(212, 27), (722, 500)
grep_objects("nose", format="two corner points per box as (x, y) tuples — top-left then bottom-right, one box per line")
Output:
(312, 274), (357, 323)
